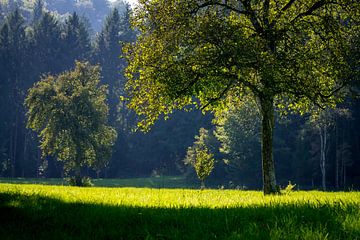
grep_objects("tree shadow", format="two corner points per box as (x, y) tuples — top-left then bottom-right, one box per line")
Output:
(0, 192), (358, 240)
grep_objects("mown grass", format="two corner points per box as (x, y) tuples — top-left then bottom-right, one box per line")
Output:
(0, 184), (359, 240)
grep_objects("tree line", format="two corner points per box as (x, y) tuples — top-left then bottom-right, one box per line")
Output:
(0, 0), (359, 191)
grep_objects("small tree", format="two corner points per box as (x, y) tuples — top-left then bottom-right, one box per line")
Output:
(184, 128), (215, 189)
(25, 61), (117, 186)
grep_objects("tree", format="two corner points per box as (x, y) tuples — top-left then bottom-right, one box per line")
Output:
(32, 0), (44, 23)
(62, 12), (91, 70)
(0, 8), (27, 178)
(184, 128), (215, 188)
(125, 0), (359, 194)
(25, 62), (117, 186)
(31, 11), (63, 75)
(215, 97), (262, 187)
(309, 107), (351, 190)
(93, 6), (135, 126)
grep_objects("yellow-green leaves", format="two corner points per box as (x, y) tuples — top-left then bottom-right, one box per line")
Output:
(125, 0), (358, 129)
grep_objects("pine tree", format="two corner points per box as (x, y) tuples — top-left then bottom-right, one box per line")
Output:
(1, 8), (27, 177)
(94, 6), (135, 127)
(32, 11), (62, 74)
(32, 0), (44, 24)
(62, 12), (91, 70)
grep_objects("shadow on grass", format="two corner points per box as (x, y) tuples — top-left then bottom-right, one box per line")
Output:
(0, 192), (358, 240)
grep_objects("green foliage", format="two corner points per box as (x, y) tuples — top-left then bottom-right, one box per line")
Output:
(215, 98), (262, 186)
(125, 0), (359, 128)
(124, 0), (359, 194)
(283, 181), (297, 195)
(184, 128), (215, 187)
(63, 12), (91, 63)
(25, 61), (117, 182)
(1, 184), (360, 239)
(66, 176), (94, 187)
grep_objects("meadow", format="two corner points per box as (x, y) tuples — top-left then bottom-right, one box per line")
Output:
(0, 182), (359, 240)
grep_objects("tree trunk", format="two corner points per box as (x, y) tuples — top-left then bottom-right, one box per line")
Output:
(259, 96), (278, 195)
(11, 109), (19, 177)
(319, 125), (327, 191)
(335, 120), (339, 190)
(75, 166), (82, 186)
(201, 180), (205, 190)
(22, 130), (28, 178)
(75, 154), (82, 186)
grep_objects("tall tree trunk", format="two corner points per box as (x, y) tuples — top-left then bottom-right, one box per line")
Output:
(11, 108), (19, 177)
(259, 96), (278, 195)
(335, 120), (339, 190)
(22, 130), (28, 178)
(319, 125), (327, 191)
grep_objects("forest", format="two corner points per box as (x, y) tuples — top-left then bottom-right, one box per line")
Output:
(0, 0), (359, 191)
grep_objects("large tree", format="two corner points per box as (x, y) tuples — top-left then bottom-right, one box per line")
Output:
(25, 62), (117, 186)
(125, 0), (359, 194)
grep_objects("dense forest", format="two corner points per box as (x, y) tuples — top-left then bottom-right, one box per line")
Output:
(0, 0), (359, 190)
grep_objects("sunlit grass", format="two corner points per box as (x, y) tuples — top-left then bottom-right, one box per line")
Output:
(0, 176), (194, 188)
(0, 184), (359, 239)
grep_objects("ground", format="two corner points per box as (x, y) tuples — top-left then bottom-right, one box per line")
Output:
(0, 178), (359, 239)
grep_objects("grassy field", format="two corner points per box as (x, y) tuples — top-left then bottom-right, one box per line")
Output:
(0, 183), (359, 240)
(0, 176), (197, 188)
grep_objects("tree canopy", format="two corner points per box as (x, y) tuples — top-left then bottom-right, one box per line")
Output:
(125, 0), (359, 194)
(25, 61), (117, 186)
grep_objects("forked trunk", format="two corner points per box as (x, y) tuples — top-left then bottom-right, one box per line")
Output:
(259, 96), (278, 195)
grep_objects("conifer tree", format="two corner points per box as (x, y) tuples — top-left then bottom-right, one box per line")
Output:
(62, 12), (91, 70)
(32, 0), (44, 24)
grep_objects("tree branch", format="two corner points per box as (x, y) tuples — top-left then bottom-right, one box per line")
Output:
(240, 0), (264, 34)
(174, 73), (203, 98)
(191, 0), (250, 15)
(263, 0), (270, 27)
(281, 0), (297, 12)
(201, 78), (234, 110)
(291, 0), (338, 24)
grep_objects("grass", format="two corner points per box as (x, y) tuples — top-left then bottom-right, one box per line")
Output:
(0, 176), (196, 188)
(0, 183), (359, 239)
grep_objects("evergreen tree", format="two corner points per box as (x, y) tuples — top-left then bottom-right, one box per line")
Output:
(32, 0), (44, 24)
(94, 6), (135, 125)
(62, 12), (91, 70)
(32, 11), (62, 75)
(0, 8), (27, 177)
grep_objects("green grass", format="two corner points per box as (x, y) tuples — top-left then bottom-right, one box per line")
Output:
(0, 176), (196, 188)
(0, 184), (359, 240)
